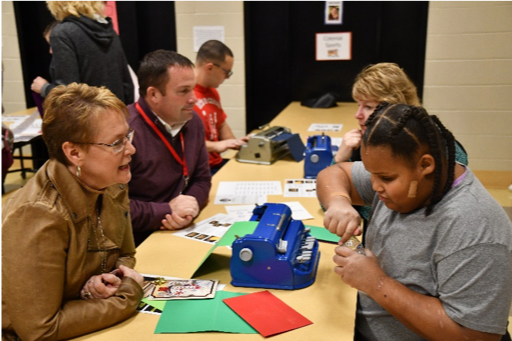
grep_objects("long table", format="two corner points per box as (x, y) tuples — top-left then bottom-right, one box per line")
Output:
(72, 101), (360, 340)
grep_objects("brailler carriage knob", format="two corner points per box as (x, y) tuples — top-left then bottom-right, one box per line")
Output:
(239, 248), (253, 261)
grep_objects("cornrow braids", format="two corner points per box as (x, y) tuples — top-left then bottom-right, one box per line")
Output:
(430, 115), (456, 205)
(363, 103), (456, 215)
(364, 102), (389, 129)
(404, 107), (445, 215)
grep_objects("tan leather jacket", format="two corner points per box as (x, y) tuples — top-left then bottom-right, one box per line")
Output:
(2, 159), (143, 340)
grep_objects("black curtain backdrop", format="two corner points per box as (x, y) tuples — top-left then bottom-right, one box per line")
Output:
(244, 1), (429, 132)
(116, 1), (177, 72)
(13, 1), (176, 108)
(14, 2), (427, 133)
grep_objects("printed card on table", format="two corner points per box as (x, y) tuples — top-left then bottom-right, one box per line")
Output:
(141, 274), (219, 301)
(172, 213), (238, 244)
(284, 179), (317, 197)
(148, 279), (219, 300)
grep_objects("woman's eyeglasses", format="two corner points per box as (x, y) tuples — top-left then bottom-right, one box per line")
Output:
(72, 129), (135, 154)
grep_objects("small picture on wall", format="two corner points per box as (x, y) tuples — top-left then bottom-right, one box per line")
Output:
(325, 1), (343, 25)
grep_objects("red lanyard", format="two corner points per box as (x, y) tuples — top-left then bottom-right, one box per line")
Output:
(135, 103), (189, 187)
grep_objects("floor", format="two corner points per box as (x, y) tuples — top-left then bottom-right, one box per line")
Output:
(2, 159), (512, 334)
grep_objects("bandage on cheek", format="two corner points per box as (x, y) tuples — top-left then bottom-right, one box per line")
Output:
(408, 181), (418, 198)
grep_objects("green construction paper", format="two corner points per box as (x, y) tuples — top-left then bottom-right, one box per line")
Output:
(142, 298), (166, 311)
(306, 225), (340, 243)
(154, 291), (257, 334)
(192, 221), (258, 275)
(216, 221), (258, 247)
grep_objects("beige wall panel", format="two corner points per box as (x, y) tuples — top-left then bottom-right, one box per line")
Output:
(2, 35), (21, 59)
(224, 108), (247, 138)
(175, 1), (246, 136)
(176, 38), (195, 62)
(3, 102), (27, 115)
(424, 60), (512, 86)
(224, 108), (245, 125)
(176, 1), (242, 14)
(468, 159), (512, 172)
(2, 2), (26, 113)
(217, 84), (245, 106)
(175, 1), (195, 14)
(432, 1), (509, 9)
(197, 1), (242, 13)
(2, 1), (14, 15)
(2, 11), (18, 36)
(3, 80), (24, 101)
(423, 86), (512, 111)
(3, 79), (27, 114)
(426, 33), (512, 60)
(425, 1), (512, 170)
(177, 13), (244, 38)
(459, 134), (512, 163)
(434, 111), (512, 136)
(428, 4), (512, 35)
(2, 59), (24, 82)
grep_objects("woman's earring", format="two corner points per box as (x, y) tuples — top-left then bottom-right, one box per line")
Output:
(76, 166), (81, 178)
(408, 181), (418, 198)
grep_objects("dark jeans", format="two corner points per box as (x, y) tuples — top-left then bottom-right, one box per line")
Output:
(353, 323), (512, 340)
(210, 158), (229, 176)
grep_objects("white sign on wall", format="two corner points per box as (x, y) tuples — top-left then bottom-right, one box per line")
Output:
(193, 26), (225, 52)
(315, 32), (352, 61)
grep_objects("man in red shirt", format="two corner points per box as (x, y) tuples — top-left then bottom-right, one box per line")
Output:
(194, 40), (249, 175)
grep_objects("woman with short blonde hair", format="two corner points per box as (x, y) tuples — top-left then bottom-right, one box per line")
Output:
(2, 83), (143, 340)
(352, 63), (421, 106)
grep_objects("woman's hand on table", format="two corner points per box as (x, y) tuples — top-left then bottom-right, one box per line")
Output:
(81, 265), (143, 299)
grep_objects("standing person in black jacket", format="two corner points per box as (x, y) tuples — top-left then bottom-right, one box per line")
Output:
(31, 1), (134, 105)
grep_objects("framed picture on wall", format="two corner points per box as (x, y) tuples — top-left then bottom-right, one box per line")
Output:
(325, 1), (342, 25)
(316, 32), (352, 61)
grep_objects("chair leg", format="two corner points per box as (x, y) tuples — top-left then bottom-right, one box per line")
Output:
(18, 145), (26, 179)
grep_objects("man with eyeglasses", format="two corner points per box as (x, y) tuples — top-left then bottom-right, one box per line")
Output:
(194, 40), (249, 175)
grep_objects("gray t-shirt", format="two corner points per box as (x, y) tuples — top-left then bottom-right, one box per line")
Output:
(351, 161), (512, 340)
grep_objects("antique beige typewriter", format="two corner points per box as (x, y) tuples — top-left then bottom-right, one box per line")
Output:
(235, 126), (305, 165)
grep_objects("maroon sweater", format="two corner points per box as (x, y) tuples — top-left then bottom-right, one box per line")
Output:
(127, 98), (212, 246)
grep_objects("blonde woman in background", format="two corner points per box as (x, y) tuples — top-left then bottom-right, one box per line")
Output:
(31, 1), (134, 104)
(334, 63), (421, 164)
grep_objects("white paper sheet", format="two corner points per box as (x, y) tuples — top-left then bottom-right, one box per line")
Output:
(3, 110), (42, 142)
(225, 201), (313, 221)
(307, 123), (342, 132)
(214, 181), (282, 205)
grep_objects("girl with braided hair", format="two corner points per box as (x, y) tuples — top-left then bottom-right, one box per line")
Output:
(317, 103), (512, 341)
(329, 63), (468, 242)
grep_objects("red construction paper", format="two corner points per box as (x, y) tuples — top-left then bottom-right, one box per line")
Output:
(223, 291), (312, 337)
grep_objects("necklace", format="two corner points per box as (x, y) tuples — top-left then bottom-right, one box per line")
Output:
(92, 208), (107, 274)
